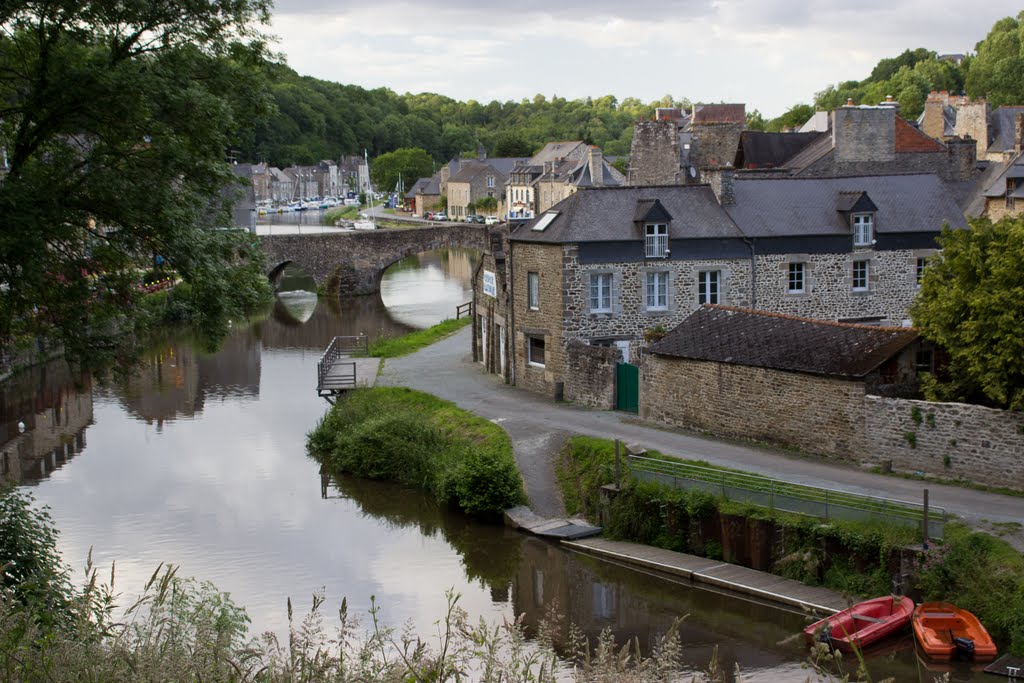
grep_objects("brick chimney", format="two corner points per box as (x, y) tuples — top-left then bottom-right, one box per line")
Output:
(588, 146), (603, 187)
(705, 166), (735, 206)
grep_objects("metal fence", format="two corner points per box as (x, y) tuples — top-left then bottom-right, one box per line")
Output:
(628, 455), (945, 539)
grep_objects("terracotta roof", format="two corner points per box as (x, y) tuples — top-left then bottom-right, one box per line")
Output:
(647, 305), (920, 378)
(692, 103), (746, 124)
(895, 117), (945, 153)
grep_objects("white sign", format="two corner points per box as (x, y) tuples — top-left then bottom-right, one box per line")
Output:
(483, 270), (497, 298)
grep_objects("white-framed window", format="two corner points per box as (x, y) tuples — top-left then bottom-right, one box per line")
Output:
(487, 175), (495, 188)
(853, 213), (874, 247)
(645, 223), (668, 258)
(916, 257), (927, 287)
(528, 336), (545, 366)
(852, 260), (869, 291)
(788, 262), (805, 293)
(527, 272), (539, 310)
(589, 273), (612, 313)
(698, 270), (720, 304)
(645, 271), (668, 310)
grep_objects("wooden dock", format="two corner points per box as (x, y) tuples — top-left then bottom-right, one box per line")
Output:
(317, 336), (379, 397)
(504, 505), (603, 540)
(562, 536), (849, 615)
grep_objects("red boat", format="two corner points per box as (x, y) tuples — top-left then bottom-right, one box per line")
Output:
(912, 602), (998, 661)
(804, 596), (915, 652)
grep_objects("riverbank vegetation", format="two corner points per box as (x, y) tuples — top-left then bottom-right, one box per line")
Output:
(557, 435), (1024, 654)
(307, 387), (524, 517)
(368, 317), (471, 358)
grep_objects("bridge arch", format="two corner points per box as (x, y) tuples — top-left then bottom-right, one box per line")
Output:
(259, 224), (491, 297)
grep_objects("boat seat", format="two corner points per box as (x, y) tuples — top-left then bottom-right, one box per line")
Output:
(923, 612), (956, 618)
(851, 614), (886, 624)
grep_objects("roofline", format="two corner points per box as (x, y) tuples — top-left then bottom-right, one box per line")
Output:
(703, 304), (917, 334)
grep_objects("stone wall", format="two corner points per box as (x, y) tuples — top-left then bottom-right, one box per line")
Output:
(833, 108), (896, 163)
(509, 241), (568, 398)
(864, 396), (1024, 490)
(260, 224), (489, 295)
(628, 120), (681, 185)
(640, 355), (867, 458)
(473, 247), (512, 381)
(564, 340), (621, 409)
(691, 122), (744, 169)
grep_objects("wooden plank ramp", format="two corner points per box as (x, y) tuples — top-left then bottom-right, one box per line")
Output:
(985, 654), (1024, 678)
(504, 505), (602, 540)
(563, 536), (849, 615)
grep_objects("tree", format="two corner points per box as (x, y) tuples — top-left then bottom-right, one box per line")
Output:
(767, 104), (816, 132)
(0, 0), (274, 367)
(966, 12), (1024, 106)
(491, 133), (533, 158)
(910, 216), (1024, 409)
(371, 148), (433, 193)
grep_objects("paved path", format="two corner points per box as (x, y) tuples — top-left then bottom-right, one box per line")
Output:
(379, 328), (1024, 549)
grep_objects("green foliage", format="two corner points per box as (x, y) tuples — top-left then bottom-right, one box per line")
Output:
(491, 133), (534, 157)
(966, 11), (1024, 106)
(765, 103), (816, 132)
(370, 147), (434, 191)
(910, 406), (923, 425)
(307, 387), (525, 517)
(910, 217), (1024, 409)
(0, 0), (273, 369)
(368, 317), (471, 358)
(476, 196), (498, 212)
(903, 430), (917, 448)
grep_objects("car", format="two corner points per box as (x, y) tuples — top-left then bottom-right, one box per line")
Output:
(423, 211), (434, 220)
(432, 212), (448, 221)
(484, 215), (499, 225)
(463, 214), (479, 223)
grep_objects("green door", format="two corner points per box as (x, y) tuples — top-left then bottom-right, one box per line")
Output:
(616, 362), (639, 413)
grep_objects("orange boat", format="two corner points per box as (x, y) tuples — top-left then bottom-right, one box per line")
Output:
(912, 602), (998, 661)
(804, 596), (914, 652)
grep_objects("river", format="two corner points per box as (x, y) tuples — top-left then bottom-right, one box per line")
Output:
(1, 248), (984, 682)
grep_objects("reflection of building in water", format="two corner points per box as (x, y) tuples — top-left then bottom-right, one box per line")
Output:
(0, 361), (93, 484)
(117, 333), (261, 425)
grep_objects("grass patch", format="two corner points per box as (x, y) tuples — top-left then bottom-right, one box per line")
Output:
(323, 205), (361, 223)
(306, 387), (525, 518)
(368, 317), (470, 358)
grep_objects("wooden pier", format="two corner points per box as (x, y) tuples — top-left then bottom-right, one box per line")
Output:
(317, 336), (379, 397)
(562, 536), (849, 615)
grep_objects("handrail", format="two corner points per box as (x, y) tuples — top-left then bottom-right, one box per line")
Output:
(456, 301), (473, 319)
(317, 335), (368, 392)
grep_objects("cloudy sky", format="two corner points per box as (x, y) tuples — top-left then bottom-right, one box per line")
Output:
(268, 1), (1020, 117)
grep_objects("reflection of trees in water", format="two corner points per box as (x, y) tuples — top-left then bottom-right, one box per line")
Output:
(383, 249), (477, 287)
(257, 294), (412, 352)
(330, 474), (522, 597)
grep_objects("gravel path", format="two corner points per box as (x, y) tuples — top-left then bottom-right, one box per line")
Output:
(379, 328), (1024, 549)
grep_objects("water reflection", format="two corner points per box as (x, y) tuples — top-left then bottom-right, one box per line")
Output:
(381, 249), (476, 329)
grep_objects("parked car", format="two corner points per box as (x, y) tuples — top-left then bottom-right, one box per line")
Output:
(484, 215), (499, 225)
(463, 214), (479, 223)
(423, 211), (435, 220)
(432, 212), (448, 221)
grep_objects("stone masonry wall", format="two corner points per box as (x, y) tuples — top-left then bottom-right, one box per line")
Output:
(864, 396), (1024, 490)
(564, 340), (621, 409)
(640, 355), (867, 458)
(260, 224), (489, 295)
(833, 108), (896, 163)
(628, 120), (681, 185)
(754, 249), (934, 325)
(510, 241), (567, 398)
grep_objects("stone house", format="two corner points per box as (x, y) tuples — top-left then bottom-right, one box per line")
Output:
(533, 147), (626, 214)
(338, 154), (370, 194)
(475, 172), (967, 399)
(920, 90), (1024, 162)
(406, 175), (442, 217)
(980, 151), (1024, 220)
(507, 141), (589, 219)
(640, 305), (924, 458)
(447, 161), (506, 220)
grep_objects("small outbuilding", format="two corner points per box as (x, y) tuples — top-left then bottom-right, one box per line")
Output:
(640, 305), (927, 458)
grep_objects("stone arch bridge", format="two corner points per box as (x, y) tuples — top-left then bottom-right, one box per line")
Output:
(260, 224), (491, 296)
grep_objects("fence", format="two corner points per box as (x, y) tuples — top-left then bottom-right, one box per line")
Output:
(627, 455), (945, 539)
(317, 335), (368, 394)
(456, 301), (473, 319)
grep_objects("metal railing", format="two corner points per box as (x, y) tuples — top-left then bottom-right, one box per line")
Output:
(317, 335), (368, 393)
(456, 301), (473, 319)
(628, 455), (946, 539)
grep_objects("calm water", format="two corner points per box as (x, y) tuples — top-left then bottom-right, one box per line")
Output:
(1, 249), (985, 682)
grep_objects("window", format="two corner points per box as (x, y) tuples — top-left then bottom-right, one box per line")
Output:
(915, 349), (934, 374)
(853, 213), (874, 247)
(646, 271), (668, 310)
(590, 273), (612, 313)
(852, 260), (869, 291)
(645, 223), (668, 258)
(788, 262), (805, 293)
(698, 270), (720, 304)
(487, 175), (495, 188)
(528, 336), (545, 366)
(527, 272), (539, 309)
(1008, 179), (1016, 210)
(916, 257), (927, 286)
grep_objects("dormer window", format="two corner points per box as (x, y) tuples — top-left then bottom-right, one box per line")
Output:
(645, 223), (668, 258)
(853, 213), (874, 247)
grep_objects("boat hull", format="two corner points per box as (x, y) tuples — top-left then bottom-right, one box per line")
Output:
(912, 602), (997, 662)
(804, 596), (914, 652)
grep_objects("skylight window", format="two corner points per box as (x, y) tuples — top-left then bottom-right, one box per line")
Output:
(531, 212), (559, 232)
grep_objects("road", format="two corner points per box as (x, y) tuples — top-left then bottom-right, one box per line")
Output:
(378, 327), (1023, 549)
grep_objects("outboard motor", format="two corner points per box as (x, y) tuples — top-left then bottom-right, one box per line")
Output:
(818, 626), (833, 647)
(954, 637), (975, 659)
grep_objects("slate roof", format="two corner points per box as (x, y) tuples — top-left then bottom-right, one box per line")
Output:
(647, 305), (920, 379)
(779, 133), (833, 172)
(988, 107), (1024, 153)
(982, 152), (1024, 198)
(509, 185), (743, 244)
(726, 174), (969, 237)
(449, 161), (506, 184)
(529, 141), (586, 164)
(406, 177), (430, 199)
(735, 131), (825, 169)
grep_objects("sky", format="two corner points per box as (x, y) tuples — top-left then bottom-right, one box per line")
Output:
(268, 1), (1021, 118)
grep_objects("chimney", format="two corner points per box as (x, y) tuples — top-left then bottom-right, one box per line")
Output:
(845, 98), (855, 107)
(706, 166), (735, 206)
(1016, 112), (1024, 153)
(589, 146), (603, 187)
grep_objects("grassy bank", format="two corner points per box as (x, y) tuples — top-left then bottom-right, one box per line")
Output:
(368, 317), (470, 358)
(557, 435), (1024, 653)
(307, 387), (525, 517)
